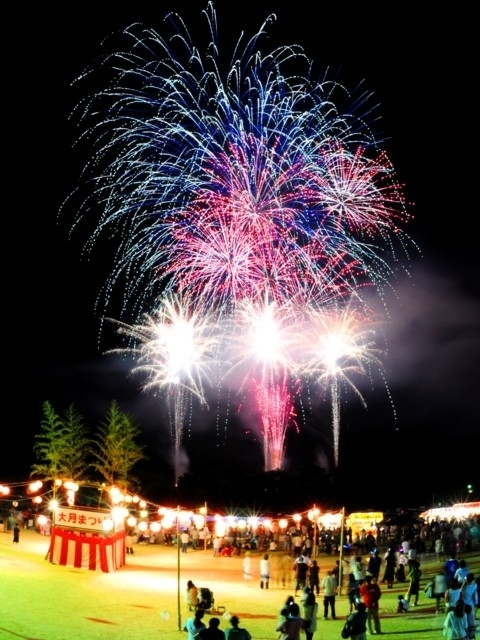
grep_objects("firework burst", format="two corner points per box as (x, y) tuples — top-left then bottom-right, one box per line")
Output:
(64, 2), (416, 472)
(297, 299), (388, 466)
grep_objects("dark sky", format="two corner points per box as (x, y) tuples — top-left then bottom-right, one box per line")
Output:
(10, 3), (479, 511)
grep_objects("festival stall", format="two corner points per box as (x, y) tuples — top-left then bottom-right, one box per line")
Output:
(48, 506), (125, 573)
(420, 501), (480, 522)
(345, 511), (383, 538)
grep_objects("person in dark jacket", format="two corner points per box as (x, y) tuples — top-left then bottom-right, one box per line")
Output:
(344, 601), (368, 640)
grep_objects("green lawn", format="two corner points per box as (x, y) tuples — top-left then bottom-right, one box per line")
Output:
(1, 529), (478, 640)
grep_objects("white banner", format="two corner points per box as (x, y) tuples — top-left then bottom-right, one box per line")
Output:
(52, 507), (123, 532)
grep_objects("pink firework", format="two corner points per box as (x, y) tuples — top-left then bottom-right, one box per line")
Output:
(312, 141), (412, 238)
(253, 370), (298, 471)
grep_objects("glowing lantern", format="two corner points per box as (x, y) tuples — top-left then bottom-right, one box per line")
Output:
(102, 519), (114, 532)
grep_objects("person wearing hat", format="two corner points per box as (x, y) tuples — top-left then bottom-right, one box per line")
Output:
(225, 615), (252, 640)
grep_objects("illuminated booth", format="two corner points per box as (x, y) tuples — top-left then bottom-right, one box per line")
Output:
(345, 511), (383, 538)
(48, 507), (126, 573)
(420, 501), (480, 522)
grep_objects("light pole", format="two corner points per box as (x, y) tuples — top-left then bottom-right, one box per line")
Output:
(338, 506), (346, 595)
(176, 506), (181, 631)
(200, 502), (207, 552)
(308, 505), (320, 558)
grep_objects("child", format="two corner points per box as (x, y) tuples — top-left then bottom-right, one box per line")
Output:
(397, 595), (409, 613)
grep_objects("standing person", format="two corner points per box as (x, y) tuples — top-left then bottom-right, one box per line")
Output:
(293, 555), (310, 596)
(347, 573), (360, 614)
(224, 615), (252, 640)
(382, 548), (397, 588)
(407, 545), (417, 571)
(190, 527), (200, 550)
(406, 560), (422, 606)
(454, 559), (470, 586)
(13, 524), (20, 545)
(352, 556), (367, 586)
(260, 553), (271, 589)
(280, 550), (293, 588)
(396, 550), (408, 583)
(445, 578), (462, 612)
(433, 570), (448, 613)
(321, 570), (337, 620)
(125, 530), (135, 555)
(304, 536), (313, 558)
(309, 560), (320, 595)
(186, 580), (199, 611)
(331, 559), (341, 591)
(277, 595), (295, 637)
(461, 573), (478, 637)
(301, 590), (318, 640)
(292, 533), (304, 558)
(343, 601), (368, 640)
(199, 617), (225, 640)
(367, 551), (382, 581)
(445, 553), (460, 583)
(275, 602), (306, 640)
(359, 574), (382, 635)
(213, 537), (222, 557)
(443, 600), (468, 640)
(435, 537), (445, 562)
(184, 609), (206, 640)
(242, 551), (253, 581)
(181, 530), (190, 553)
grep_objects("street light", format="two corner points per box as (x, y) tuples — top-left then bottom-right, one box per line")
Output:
(199, 502), (207, 552)
(308, 506), (320, 558)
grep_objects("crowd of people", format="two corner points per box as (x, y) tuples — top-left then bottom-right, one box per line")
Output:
(181, 524), (479, 640)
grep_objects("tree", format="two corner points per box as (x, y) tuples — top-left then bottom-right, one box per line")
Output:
(60, 404), (91, 481)
(90, 400), (147, 491)
(31, 401), (91, 485)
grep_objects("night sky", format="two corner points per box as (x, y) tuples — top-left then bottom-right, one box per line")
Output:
(10, 3), (479, 512)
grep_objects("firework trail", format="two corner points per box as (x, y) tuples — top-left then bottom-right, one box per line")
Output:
(108, 294), (218, 482)
(297, 299), (388, 466)
(223, 296), (297, 470)
(166, 384), (191, 487)
(65, 2), (416, 470)
(253, 372), (299, 472)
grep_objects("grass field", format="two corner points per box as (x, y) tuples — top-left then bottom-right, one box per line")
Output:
(1, 528), (478, 640)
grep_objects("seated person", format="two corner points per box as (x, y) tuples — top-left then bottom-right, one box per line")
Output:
(397, 595), (409, 613)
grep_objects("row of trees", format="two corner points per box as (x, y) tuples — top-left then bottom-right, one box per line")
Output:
(31, 400), (148, 493)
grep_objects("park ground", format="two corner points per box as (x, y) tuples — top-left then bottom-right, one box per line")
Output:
(0, 528), (479, 640)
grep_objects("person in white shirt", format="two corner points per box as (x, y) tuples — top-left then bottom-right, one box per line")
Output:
(259, 553), (271, 589)
(321, 570), (337, 619)
(443, 601), (468, 640)
(461, 573), (478, 637)
(454, 559), (470, 585)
